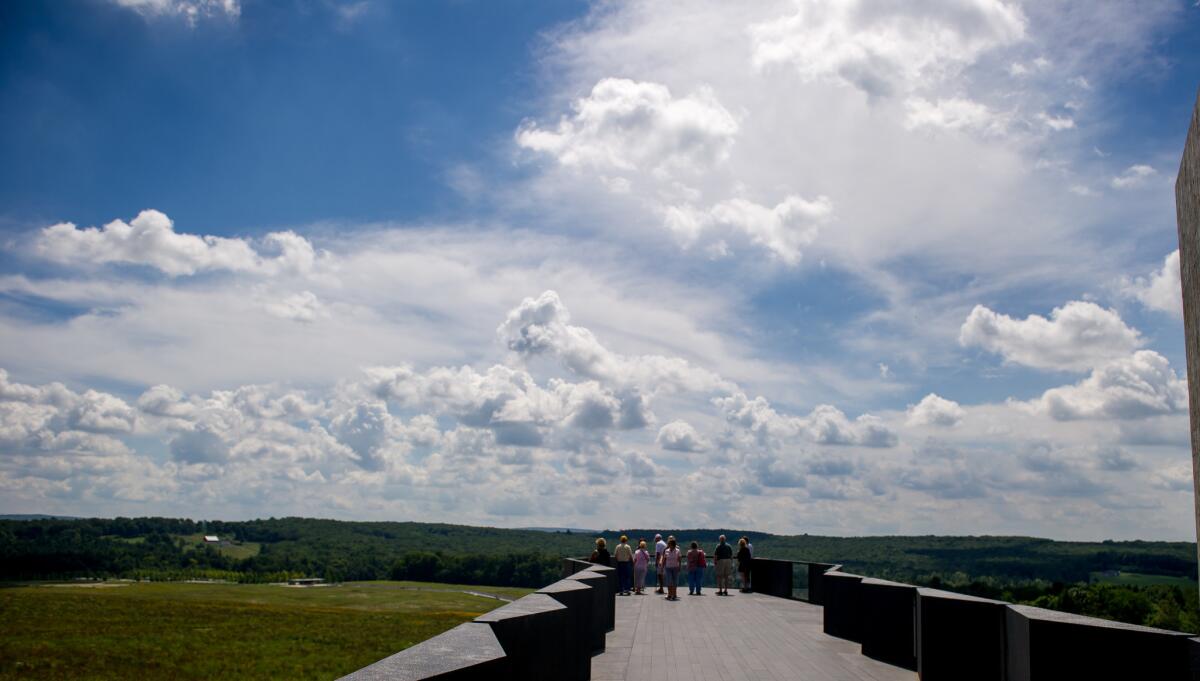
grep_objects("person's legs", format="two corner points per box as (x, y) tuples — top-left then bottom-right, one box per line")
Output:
(634, 565), (645, 593)
(655, 562), (663, 593)
(696, 567), (703, 595)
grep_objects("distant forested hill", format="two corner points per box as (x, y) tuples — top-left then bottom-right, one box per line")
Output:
(0, 517), (1194, 588)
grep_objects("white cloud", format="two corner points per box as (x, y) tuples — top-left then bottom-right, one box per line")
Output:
(749, 0), (1026, 97)
(707, 195), (833, 265)
(0, 370), (135, 459)
(907, 393), (965, 427)
(714, 391), (897, 448)
(516, 78), (739, 174)
(1037, 112), (1076, 131)
(904, 97), (1007, 135)
(112, 0), (239, 24)
(1119, 250), (1181, 317)
(656, 420), (709, 452)
(1111, 164), (1157, 189)
(662, 194), (834, 264)
(960, 301), (1143, 372)
(34, 210), (320, 277)
(264, 291), (328, 323)
(496, 290), (730, 394)
(1030, 350), (1187, 421)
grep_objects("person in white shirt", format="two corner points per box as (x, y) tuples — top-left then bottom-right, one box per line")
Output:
(653, 534), (667, 594)
(661, 536), (683, 601)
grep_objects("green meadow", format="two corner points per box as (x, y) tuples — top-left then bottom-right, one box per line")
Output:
(1091, 571), (1198, 589)
(0, 581), (530, 680)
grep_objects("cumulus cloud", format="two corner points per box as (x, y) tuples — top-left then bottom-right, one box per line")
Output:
(749, 0), (1026, 97)
(959, 301), (1142, 372)
(496, 290), (729, 394)
(1119, 250), (1181, 317)
(516, 78), (739, 174)
(664, 194), (833, 264)
(708, 195), (833, 265)
(907, 393), (966, 427)
(0, 370), (135, 458)
(714, 392), (897, 448)
(656, 420), (709, 452)
(1111, 164), (1157, 189)
(34, 210), (320, 277)
(1030, 350), (1187, 421)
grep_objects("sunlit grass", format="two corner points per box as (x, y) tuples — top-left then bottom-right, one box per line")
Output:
(0, 581), (529, 680)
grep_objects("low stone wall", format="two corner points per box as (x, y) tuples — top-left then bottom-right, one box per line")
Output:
(806, 562), (838, 605)
(340, 556), (1200, 680)
(749, 557), (792, 599)
(1005, 604), (1194, 680)
(859, 578), (917, 671)
(338, 561), (614, 681)
(814, 567), (1200, 681)
(822, 571), (864, 642)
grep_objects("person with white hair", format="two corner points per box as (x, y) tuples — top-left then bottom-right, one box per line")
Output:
(653, 533), (667, 594)
(713, 534), (733, 595)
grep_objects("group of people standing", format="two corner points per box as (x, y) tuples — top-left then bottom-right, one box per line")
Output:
(590, 533), (754, 600)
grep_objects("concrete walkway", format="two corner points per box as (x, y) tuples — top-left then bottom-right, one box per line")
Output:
(591, 590), (917, 681)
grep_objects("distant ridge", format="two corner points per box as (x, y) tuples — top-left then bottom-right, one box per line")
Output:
(519, 526), (601, 535)
(0, 513), (79, 520)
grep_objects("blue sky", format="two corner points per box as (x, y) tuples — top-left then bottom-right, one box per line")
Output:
(2, 0), (1200, 540)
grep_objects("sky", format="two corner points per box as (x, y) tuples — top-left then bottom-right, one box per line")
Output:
(1, 0), (1199, 540)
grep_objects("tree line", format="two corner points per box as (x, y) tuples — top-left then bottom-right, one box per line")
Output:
(3, 517), (1198, 630)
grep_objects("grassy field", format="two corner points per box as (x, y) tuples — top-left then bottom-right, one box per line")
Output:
(1090, 571), (1198, 589)
(0, 581), (530, 680)
(177, 533), (262, 560)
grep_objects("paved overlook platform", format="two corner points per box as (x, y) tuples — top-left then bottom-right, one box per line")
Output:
(593, 590), (914, 681)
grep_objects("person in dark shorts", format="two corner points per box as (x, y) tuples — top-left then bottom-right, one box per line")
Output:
(613, 535), (633, 595)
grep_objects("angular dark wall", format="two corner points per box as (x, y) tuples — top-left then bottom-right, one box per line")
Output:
(916, 588), (1007, 681)
(336, 622), (508, 681)
(1005, 605), (1192, 680)
(859, 578), (917, 671)
(1179, 86), (1200, 580)
(822, 571), (864, 642)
